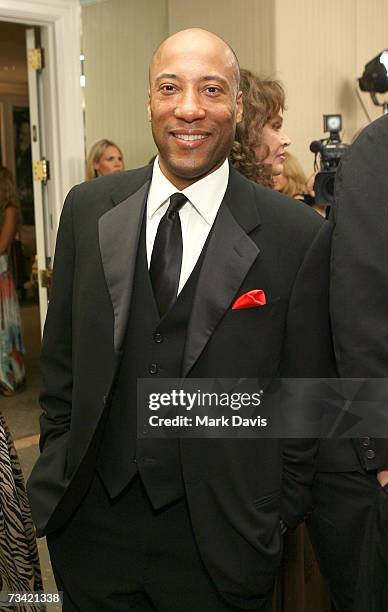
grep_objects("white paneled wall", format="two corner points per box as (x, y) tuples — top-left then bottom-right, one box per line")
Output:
(81, 0), (388, 175)
(274, 0), (358, 174)
(167, 0), (275, 76)
(356, 0), (388, 127)
(82, 0), (167, 171)
(274, 0), (388, 174)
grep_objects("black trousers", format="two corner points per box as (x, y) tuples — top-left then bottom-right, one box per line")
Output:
(47, 473), (273, 612)
(309, 470), (387, 612)
(354, 481), (388, 612)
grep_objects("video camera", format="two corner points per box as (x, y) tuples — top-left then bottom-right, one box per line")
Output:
(309, 114), (349, 207)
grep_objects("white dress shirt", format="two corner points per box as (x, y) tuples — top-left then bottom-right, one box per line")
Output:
(146, 157), (229, 293)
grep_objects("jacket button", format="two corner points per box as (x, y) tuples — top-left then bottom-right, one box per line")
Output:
(365, 449), (376, 460)
(148, 363), (158, 374)
(153, 332), (163, 343)
(360, 437), (370, 447)
(142, 425), (149, 435)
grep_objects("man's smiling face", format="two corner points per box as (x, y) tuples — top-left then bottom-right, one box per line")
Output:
(148, 29), (242, 190)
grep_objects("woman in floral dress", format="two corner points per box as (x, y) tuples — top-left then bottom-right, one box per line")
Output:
(0, 167), (25, 396)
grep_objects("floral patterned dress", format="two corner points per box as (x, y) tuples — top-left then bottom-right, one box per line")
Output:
(0, 252), (25, 395)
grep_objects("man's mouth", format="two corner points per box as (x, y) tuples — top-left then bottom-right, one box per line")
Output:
(173, 134), (208, 141)
(170, 131), (210, 149)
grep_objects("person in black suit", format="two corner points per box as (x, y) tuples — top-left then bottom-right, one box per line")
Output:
(27, 28), (333, 611)
(310, 115), (388, 612)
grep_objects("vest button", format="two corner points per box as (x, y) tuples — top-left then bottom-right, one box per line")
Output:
(153, 332), (164, 343)
(149, 363), (159, 374)
(365, 449), (376, 460)
(360, 437), (370, 447)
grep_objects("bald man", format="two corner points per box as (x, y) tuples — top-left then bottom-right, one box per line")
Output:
(28, 29), (333, 611)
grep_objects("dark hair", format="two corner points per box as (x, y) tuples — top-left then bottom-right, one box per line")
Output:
(230, 69), (286, 188)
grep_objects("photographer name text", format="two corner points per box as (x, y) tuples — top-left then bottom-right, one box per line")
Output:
(148, 415), (267, 428)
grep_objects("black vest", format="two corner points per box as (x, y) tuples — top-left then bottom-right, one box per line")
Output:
(97, 211), (206, 508)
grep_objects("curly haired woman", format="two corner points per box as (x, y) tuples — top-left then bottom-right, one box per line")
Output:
(230, 69), (290, 187)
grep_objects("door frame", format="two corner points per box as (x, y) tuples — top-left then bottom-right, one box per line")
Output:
(0, 0), (84, 226)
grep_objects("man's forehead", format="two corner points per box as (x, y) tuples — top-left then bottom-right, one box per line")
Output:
(149, 29), (238, 83)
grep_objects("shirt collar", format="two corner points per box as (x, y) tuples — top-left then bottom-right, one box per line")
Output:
(147, 157), (229, 225)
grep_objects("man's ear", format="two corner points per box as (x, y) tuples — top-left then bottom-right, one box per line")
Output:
(236, 91), (243, 124)
(147, 90), (152, 122)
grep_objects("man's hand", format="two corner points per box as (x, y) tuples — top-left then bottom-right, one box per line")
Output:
(377, 468), (388, 487)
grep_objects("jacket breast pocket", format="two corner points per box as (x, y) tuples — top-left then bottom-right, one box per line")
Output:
(227, 296), (281, 318)
(198, 297), (284, 378)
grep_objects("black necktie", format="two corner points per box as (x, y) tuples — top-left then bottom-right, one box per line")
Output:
(150, 192), (187, 317)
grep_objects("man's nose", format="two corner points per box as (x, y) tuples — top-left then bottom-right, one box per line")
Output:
(174, 90), (205, 122)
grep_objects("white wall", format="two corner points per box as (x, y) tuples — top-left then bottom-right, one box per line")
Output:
(167, 0), (275, 75)
(82, 0), (388, 175)
(82, 0), (167, 171)
(274, 0), (388, 174)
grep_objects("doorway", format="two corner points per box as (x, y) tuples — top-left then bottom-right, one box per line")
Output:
(0, 19), (40, 390)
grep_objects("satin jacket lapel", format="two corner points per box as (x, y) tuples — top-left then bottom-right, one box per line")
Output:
(99, 180), (150, 356)
(182, 168), (261, 377)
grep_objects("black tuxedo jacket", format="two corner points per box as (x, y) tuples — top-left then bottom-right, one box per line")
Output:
(330, 115), (388, 471)
(27, 164), (333, 607)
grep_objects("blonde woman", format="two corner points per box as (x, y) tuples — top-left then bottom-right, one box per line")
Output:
(273, 151), (309, 198)
(273, 152), (328, 218)
(0, 167), (25, 395)
(85, 139), (124, 180)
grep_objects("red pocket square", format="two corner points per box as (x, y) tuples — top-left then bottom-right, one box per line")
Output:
(232, 289), (266, 310)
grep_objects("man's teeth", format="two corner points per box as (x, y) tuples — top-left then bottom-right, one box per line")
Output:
(174, 134), (207, 141)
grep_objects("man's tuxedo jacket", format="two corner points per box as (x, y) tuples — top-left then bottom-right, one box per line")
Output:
(330, 114), (388, 470)
(27, 165), (333, 606)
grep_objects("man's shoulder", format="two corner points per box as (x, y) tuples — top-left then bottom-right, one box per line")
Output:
(72, 164), (153, 202)
(256, 183), (322, 232)
(229, 167), (324, 240)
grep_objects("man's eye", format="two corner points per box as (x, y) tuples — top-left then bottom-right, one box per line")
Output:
(272, 123), (282, 131)
(160, 84), (176, 93)
(205, 86), (221, 94)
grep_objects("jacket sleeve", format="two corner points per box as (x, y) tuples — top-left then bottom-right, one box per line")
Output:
(280, 219), (336, 528)
(38, 186), (76, 452)
(330, 155), (388, 471)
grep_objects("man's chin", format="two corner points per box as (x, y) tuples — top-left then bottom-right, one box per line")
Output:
(159, 157), (224, 186)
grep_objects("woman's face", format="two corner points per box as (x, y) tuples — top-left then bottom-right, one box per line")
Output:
(94, 146), (124, 177)
(259, 111), (291, 175)
(273, 172), (288, 192)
